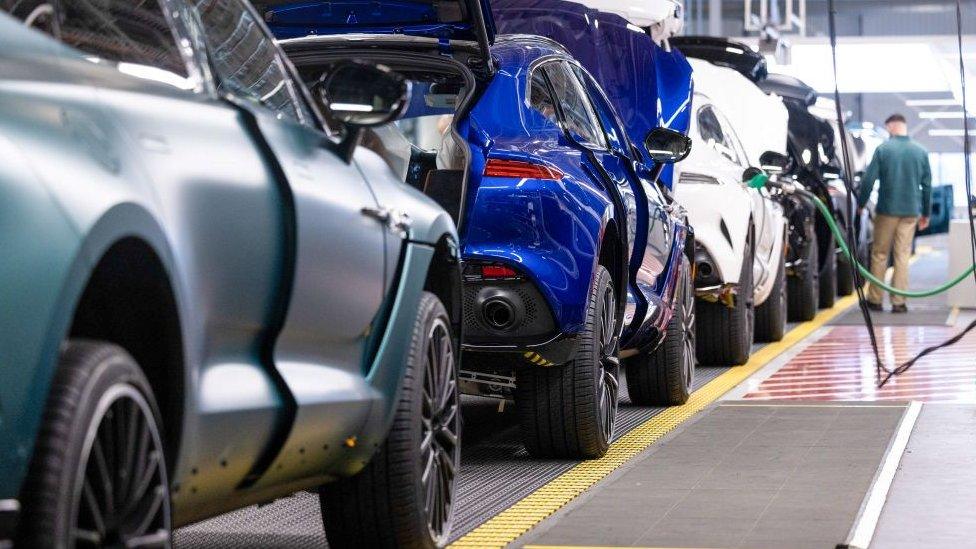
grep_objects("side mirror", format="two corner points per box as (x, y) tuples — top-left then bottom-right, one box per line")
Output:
(320, 62), (411, 127)
(644, 128), (692, 164)
(759, 151), (791, 174)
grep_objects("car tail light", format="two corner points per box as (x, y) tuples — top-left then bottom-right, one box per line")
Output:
(481, 264), (519, 279)
(463, 263), (523, 282)
(484, 159), (563, 180)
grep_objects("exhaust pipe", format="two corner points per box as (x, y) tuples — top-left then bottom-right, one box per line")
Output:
(697, 260), (714, 279)
(477, 289), (525, 332)
(483, 298), (516, 330)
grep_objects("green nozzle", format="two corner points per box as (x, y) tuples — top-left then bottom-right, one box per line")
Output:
(748, 173), (769, 190)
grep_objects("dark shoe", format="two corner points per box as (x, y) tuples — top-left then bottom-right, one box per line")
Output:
(891, 304), (909, 314)
(867, 302), (884, 312)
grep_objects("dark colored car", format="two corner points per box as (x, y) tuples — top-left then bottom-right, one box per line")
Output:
(265, 0), (696, 460)
(760, 74), (873, 311)
(0, 1), (462, 546)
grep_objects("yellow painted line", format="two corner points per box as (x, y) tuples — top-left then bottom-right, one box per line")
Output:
(450, 294), (860, 549)
(722, 403), (908, 408)
(947, 307), (961, 327)
(525, 546), (716, 549)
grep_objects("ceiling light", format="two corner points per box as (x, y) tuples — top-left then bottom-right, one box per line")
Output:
(928, 129), (976, 137)
(906, 98), (961, 107)
(918, 111), (973, 119)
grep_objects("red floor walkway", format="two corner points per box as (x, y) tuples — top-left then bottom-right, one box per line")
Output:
(745, 325), (976, 402)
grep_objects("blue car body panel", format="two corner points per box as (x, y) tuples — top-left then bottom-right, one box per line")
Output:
(459, 54), (612, 333)
(264, 1), (691, 358)
(490, 0), (693, 189)
(460, 37), (688, 352)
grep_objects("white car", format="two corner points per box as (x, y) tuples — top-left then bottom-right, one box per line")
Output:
(673, 58), (789, 366)
(575, 0), (684, 46)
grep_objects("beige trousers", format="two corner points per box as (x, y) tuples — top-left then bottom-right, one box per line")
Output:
(868, 214), (918, 306)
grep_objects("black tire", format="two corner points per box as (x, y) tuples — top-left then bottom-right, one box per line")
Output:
(18, 340), (171, 548)
(755, 248), (787, 342)
(320, 292), (460, 549)
(837, 252), (855, 296)
(696, 237), (754, 366)
(819, 232), (837, 309)
(787, 228), (819, 322)
(515, 266), (618, 459)
(624, 255), (696, 406)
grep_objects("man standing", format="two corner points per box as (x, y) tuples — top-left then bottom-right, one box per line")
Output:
(857, 113), (933, 313)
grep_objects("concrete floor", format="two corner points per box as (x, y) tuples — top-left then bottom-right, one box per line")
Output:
(516, 235), (976, 549)
(515, 402), (908, 549)
(873, 404), (976, 549)
(175, 235), (976, 549)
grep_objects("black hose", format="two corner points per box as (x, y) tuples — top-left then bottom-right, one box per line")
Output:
(826, 0), (976, 388)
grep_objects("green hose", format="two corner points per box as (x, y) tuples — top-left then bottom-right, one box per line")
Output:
(748, 173), (976, 298)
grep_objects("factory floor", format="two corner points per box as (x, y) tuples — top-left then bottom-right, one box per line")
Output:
(178, 235), (976, 549)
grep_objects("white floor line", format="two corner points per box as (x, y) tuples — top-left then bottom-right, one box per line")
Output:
(843, 400), (923, 549)
(720, 326), (833, 400)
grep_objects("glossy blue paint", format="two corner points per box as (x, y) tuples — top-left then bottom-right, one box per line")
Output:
(459, 36), (689, 353)
(491, 0), (693, 189)
(261, 3), (691, 357)
(262, 0), (496, 43)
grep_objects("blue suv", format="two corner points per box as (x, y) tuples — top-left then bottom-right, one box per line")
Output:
(265, 0), (695, 460)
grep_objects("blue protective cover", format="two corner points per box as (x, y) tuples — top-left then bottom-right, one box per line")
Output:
(490, 0), (693, 188)
(261, 0), (496, 42)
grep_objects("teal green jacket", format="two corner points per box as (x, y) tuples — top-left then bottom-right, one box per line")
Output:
(857, 135), (932, 217)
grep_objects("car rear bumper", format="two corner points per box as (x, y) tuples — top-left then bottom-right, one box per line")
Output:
(462, 332), (580, 366)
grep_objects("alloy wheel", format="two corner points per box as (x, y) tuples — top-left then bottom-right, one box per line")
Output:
(72, 384), (170, 548)
(421, 318), (459, 545)
(597, 285), (619, 443)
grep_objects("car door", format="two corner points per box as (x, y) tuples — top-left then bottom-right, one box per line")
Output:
(536, 61), (635, 318)
(51, 0), (293, 508)
(568, 63), (673, 329)
(713, 106), (777, 288)
(189, 0), (388, 487)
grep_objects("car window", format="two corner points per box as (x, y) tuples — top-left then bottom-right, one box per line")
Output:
(57, 0), (192, 88)
(1, 0), (60, 36)
(528, 70), (558, 126)
(189, 0), (310, 124)
(570, 64), (627, 153)
(715, 110), (748, 167)
(543, 61), (608, 149)
(698, 105), (739, 165)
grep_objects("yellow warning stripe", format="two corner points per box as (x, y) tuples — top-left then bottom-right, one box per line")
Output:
(525, 546), (716, 549)
(450, 294), (859, 549)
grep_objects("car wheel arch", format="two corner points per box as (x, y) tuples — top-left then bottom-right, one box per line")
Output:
(60, 204), (187, 474)
(423, 234), (463, 341)
(597, 219), (627, 326)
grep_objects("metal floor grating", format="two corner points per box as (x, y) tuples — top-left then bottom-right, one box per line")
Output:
(175, 367), (728, 547)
